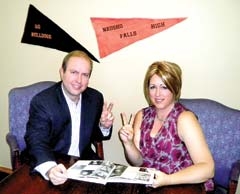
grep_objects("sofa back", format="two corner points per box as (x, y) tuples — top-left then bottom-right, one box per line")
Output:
(179, 98), (240, 189)
(8, 81), (56, 151)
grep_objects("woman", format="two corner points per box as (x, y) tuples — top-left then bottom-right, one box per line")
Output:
(119, 61), (214, 191)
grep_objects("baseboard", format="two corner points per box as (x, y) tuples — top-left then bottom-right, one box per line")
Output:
(0, 166), (13, 174)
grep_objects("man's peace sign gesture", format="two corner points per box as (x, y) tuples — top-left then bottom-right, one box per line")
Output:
(100, 102), (114, 128)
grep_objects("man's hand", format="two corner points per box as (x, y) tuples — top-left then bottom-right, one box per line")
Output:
(47, 164), (68, 185)
(100, 102), (114, 128)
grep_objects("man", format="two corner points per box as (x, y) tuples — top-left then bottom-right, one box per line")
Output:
(25, 50), (114, 185)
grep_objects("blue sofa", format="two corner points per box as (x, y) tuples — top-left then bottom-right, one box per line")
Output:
(180, 98), (240, 194)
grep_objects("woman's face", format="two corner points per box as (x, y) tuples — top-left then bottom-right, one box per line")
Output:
(148, 74), (175, 109)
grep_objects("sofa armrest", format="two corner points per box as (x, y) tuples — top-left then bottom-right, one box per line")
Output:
(93, 141), (104, 160)
(6, 132), (19, 152)
(6, 132), (21, 170)
(229, 160), (240, 194)
(231, 160), (240, 181)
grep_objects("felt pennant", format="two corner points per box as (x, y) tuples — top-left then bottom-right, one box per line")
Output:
(21, 4), (99, 63)
(91, 17), (187, 58)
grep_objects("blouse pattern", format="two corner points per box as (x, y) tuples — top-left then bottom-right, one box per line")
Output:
(139, 102), (214, 191)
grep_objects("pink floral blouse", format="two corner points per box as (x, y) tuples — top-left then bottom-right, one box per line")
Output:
(139, 102), (214, 191)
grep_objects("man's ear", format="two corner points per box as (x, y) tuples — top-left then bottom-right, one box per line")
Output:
(59, 67), (64, 79)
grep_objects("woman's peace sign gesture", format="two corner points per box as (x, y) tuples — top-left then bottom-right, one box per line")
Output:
(118, 112), (143, 166)
(118, 113), (135, 144)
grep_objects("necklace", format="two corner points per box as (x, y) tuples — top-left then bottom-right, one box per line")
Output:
(156, 114), (165, 122)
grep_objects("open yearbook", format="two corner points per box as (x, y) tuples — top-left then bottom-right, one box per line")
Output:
(67, 160), (155, 185)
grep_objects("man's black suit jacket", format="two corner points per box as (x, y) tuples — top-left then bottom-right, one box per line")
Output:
(25, 81), (112, 168)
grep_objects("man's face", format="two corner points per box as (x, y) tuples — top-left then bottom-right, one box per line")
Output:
(60, 56), (91, 102)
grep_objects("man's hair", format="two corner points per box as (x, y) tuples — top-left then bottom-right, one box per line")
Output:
(61, 50), (93, 74)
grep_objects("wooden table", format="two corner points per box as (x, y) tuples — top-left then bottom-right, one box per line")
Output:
(0, 156), (205, 194)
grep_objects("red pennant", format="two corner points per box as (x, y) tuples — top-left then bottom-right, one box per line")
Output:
(91, 17), (187, 58)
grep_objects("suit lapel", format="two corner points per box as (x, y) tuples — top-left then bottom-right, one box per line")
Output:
(56, 83), (71, 120)
(79, 89), (92, 153)
(55, 83), (72, 151)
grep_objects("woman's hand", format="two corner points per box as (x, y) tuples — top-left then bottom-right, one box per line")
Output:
(119, 112), (143, 166)
(118, 113), (135, 145)
(151, 170), (168, 188)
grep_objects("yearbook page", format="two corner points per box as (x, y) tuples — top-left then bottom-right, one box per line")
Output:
(67, 160), (154, 185)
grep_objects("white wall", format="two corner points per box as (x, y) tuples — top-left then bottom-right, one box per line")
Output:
(1, 0), (240, 168)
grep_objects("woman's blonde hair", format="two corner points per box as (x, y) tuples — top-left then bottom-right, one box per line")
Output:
(143, 61), (182, 105)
